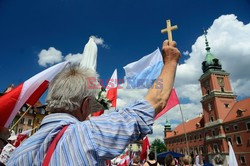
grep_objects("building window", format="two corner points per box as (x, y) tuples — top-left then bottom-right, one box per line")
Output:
(221, 87), (225, 92)
(20, 118), (25, 124)
(224, 103), (229, 108)
(29, 108), (33, 114)
(227, 137), (232, 145)
(240, 156), (246, 164)
(195, 147), (199, 154)
(194, 135), (197, 140)
(233, 124), (238, 130)
(189, 135), (192, 141)
(212, 130), (216, 136)
(200, 146), (204, 154)
(210, 116), (214, 122)
(225, 126), (229, 132)
(213, 144), (219, 153)
(28, 119), (33, 126)
(236, 136), (242, 145)
(199, 134), (202, 140)
(236, 109), (245, 117)
(246, 122), (250, 131)
(22, 106), (26, 112)
(18, 128), (23, 133)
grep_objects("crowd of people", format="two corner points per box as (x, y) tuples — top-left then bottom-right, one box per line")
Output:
(127, 152), (200, 166)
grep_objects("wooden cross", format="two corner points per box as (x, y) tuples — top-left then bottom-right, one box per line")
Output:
(161, 19), (178, 42)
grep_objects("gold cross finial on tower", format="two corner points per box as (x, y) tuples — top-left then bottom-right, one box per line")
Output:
(161, 19), (178, 42)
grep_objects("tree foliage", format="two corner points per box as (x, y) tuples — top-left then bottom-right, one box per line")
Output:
(151, 138), (167, 154)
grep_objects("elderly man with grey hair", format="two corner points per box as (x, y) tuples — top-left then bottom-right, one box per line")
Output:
(7, 40), (180, 166)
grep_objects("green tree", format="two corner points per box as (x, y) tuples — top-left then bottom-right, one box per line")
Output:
(151, 138), (167, 154)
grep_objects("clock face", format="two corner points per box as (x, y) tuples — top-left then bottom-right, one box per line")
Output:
(217, 77), (224, 86)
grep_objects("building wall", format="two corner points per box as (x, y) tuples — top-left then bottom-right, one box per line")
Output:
(165, 118), (250, 165)
(225, 119), (250, 165)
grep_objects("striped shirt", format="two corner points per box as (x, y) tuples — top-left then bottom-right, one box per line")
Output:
(7, 100), (154, 166)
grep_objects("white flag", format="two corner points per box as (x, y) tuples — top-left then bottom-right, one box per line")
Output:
(228, 141), (238, 166)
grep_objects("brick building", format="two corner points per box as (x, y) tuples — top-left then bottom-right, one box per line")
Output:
(164, 35), (250, 165)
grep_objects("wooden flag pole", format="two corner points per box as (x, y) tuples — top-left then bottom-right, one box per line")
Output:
(178, 104), (190, 156)
(10, 105), (32, 131)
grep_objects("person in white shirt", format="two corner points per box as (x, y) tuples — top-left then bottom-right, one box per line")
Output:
(0, 134), (17, 165)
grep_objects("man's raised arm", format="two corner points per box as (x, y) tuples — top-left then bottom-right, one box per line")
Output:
(145, 40), (181, 115)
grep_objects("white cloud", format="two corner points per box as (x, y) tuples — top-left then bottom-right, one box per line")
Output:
(38, 36), (108, 66)
(64, 53), (84, 63)
(38, 47), (63, 67)
(91, 35), (109, 49)
(183, 50), (189, 56)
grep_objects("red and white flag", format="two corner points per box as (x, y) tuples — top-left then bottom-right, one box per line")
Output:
(154, 88), (179, 120)
(106, 69), (118, 107)
(140, 136), (150, 162)
(92, 69), (118, 117)
(118, 149), (129, 166)
(0, 62), (68, 127)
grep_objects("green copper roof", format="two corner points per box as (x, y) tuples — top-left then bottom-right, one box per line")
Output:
(205, 51), (216, 65)
(202, 30), (222, 73)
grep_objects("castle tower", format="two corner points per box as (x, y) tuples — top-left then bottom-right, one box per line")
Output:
(199, 31), (237, 126)
(164, 119), (172, 138)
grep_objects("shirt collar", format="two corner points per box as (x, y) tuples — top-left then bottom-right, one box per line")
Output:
(40, 113), (80, 128)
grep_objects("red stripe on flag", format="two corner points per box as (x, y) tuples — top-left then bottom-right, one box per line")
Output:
(140, 137), (150, 162)
(106, 87), (117, 107)
(26, 80), (49, 106)
(92, 110), (104, 117)
(0, 83), (24, 126)
(154, 88), (179, 120)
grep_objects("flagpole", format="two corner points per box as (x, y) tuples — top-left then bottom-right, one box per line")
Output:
(178, 104), (190, 156)
(10, 105), (32, 130)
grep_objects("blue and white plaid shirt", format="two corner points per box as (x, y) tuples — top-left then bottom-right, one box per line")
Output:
(7, 100), (154, 166)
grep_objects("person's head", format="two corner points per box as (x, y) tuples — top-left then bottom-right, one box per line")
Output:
(46, 63), (102, 121)
(183, 155), (191, 165)
(165, 154), (175, 166)
(0, 126), (10, 150)
(133, 156), (140, 165)
(148, 151), (155, 160)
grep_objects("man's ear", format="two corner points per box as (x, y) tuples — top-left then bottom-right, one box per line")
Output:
(81, 97), (89, 114)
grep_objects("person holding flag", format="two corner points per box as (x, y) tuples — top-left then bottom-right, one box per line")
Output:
(7, 39), (180, 166)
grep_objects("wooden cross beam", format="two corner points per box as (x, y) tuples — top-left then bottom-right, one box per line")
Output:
(161, 19), (178, 42)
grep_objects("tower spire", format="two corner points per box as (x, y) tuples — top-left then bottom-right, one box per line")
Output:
(201, 29), (222, 73)
(203, 29), (211, 52)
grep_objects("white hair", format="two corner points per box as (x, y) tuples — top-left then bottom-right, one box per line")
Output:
(46, 63), (100, 113)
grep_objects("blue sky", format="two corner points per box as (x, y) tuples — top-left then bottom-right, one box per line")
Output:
(1, 0), (250, 141)
(1, 0), (249, 91)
